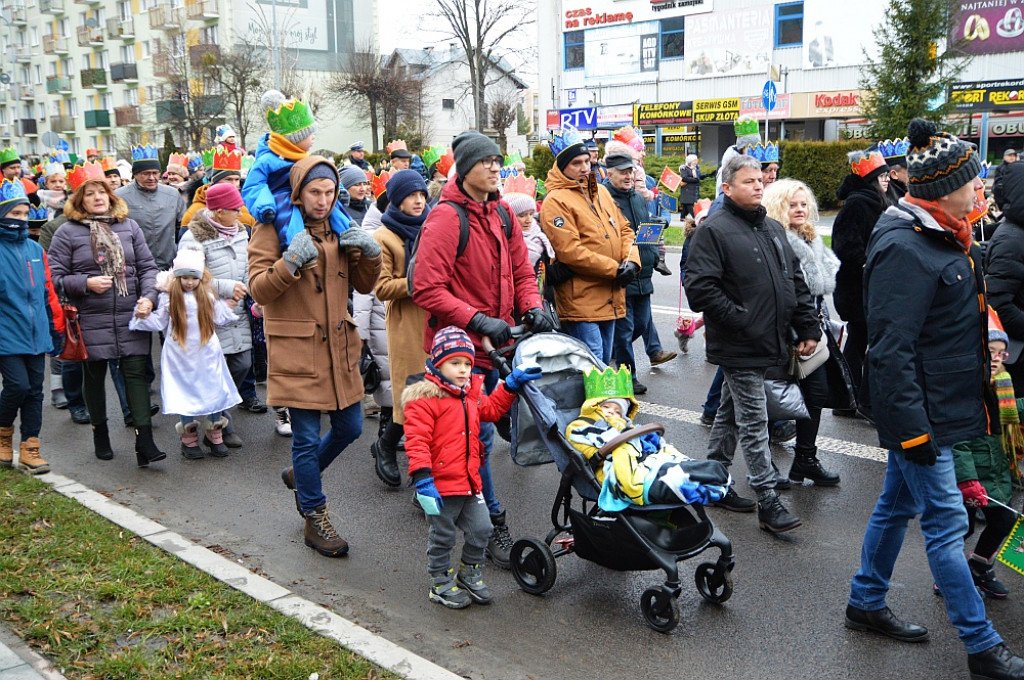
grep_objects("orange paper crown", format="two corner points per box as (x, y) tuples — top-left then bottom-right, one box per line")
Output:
(850, 151), (887, 179)
(371, 170), (391, 199)
(386, 139), (407, 155)
(503, 173), (537, 200)
(67, 161), (106, 191)
(212, 148), (244, 172)
(167, 153), (188, 170)
(100, 156), (118, 173)
(364, 168), (375, 183)
(436, 149), (455, 177)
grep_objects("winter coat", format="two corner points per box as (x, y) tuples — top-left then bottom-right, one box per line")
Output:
(373, 225), (428, 422)
(539, 165), (640, 323)
(684, 196), (818, 369)
(178, 210), (252, 355)
(985, 163), (1024, 344)
(346, 197), (370, 226)
(362, 203), (383, 231)
(886, 177), (907, 205)
(411, 178), (543, 369)
(784, 230), (839, 299)
(353, 211), (392, 409)
(865, 200), (997, 451)
(993, 161), (1017, 210)
(0, 223), (64, 356)
(247, 156), (383, 412)
(679, 164), (701, 204)
(831, 173), (886, 323)
(180, 183), (257, 229)
(47, 199), (159, 361)
(37, 214), (67, 251)
(402, 372), (517, 496)
(115, 180), (187, 270)
(604, 180), (656, 297)
(953, 422), (1018, 507)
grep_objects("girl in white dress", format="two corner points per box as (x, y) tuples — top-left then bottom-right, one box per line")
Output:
(130, 247), (241, 458)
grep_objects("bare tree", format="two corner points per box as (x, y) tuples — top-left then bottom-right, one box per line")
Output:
(199, 41), (269, 149)
(153, 31), (227, 149)
(488, 89), (518, 153)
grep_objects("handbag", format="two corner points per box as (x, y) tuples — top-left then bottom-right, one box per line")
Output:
(359, 343), (381, 393)
(57, 279), (88, 362)
(764, 377), (809, 421)
(788, 330), (830, 380)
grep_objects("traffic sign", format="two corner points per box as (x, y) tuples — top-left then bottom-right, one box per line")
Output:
(762, 80), (778, 112)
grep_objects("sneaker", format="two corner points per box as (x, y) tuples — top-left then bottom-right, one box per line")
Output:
(241, 396), (268, 413)
(769, 421), (797, 444)
(970, 558), (1010, 599)
(51, 389), (68, 409)
(429, 569), (472, 609)
(632, 380), (648, 396)
(70, 406), (90, 425)
(486, 511), (514, 570)
(648, 350), (677, 366)
(710, 487), (756, 513)
(757, 489), (801, 533)
(274, 407), (292, 437)
(699, 412), (716, 427)
(303, 504), (349, 557)
(456, 562), (493, 604)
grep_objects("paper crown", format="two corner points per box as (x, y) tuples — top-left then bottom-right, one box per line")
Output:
(68, 153), (80, 166)
(371, 170), (391, 199)
(849, 150), (887, 178)
(187, 153), (204, 172)
(386, 139), (407, 154)
(32, 163), (44, 176)
(241, 155), (254, 172)
(582, 366), (634, 402)
(549, 125), (585, 158)
(436, 149), (455, 177)
(499, 167), (518, 180)
(503, 173), (537, 200)
(422, 145), (445, 168)
(979, 161), (991, 180)
(968, 186), (989, 225)
(210, 148), (243, 172)
(42, 162), (66, 178)
(0, 178), (28, 207)
(535, 178), (546, 198)
(734, 117), (760, 139)
(66, 161), (106, 191)
(612, 126), (645, 153)
(131, 145), (159, 162)
(266, 97), (316, 137)
(363, 168), (375, 183)
(167, 153), (189, 170)
(878, 138), (910, 160)
(100, 156), (118, 173)
(86, 147), (99, 157)
(989, 306), (1007, 339)
(0, 147), (20, 165)
(504, 151), (523, 167)
(28, 204), (49, 223)
(745, 142), (779, 166)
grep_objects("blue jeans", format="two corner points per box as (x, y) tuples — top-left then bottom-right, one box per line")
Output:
(108, 360), (132, 419)
(563, 320), (616, 365)
(61, 359), (85, 411)
(289, 403), (362, 514)
(849, 446), (1002, 654)
(703, 367), (724, 417)
(614, 294), (663, 374)
(473, 366), (502, 516)
(0, 354), (45, 439)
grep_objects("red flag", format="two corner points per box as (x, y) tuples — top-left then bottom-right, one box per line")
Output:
(659, 166), (682, 192)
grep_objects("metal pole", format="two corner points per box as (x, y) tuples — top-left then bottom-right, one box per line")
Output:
(270, 0), (280, 90)
(979, 111), (990, 162)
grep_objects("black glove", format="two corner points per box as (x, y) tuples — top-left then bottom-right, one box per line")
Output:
(902, 439), (940, 466)
(467, 312), (512, 345)
(546, 261), (575, 286)
(615, 261), (639, 286)
(523, 307), (556, 333)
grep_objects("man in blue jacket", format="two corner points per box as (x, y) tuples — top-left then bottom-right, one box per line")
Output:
(847, 119), (1024, 680)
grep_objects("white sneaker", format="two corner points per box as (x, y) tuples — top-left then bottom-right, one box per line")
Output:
(273, 407), (292, 437)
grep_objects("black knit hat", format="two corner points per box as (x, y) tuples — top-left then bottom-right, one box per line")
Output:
(906, 118), (982, 200)
(452, 130), (502, 179)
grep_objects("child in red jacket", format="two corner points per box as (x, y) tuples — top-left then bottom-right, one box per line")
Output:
(403, 325), (541, 608)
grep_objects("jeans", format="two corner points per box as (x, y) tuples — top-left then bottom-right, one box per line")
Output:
(426, 494), (492, 576)
(563, 320), (616, 365)
(706, 366), (776, 490)
(289, 402), (362, 514)
(613, 294), (663, 374)
(849, 446), (1002, 654)
(702, 367), (725, 418)
(473, 366), (502, 516)
(82, 355), (151, 428)
(60, 359), (86, 411)
(0, 354), (45, 439)
(179, 412), (223, 426)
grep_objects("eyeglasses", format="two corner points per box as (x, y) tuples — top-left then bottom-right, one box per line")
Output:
(993, 351), (1010, 360)
(479, 156), (503, 169)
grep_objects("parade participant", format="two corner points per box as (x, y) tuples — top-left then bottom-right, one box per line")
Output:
(879, 138), (910, 203)
(215, 124), (241, 153)
(85, 148), (101, 163)
(101, 157), (123, 192)
(403, 326), (540, 608)
(388, 140), (412, 171)
(348, 141), (370, 171)
(164, 153), (189, 188)
(0, 179), (64, 475)
(678, 154), (701, 218)
(130, 248), (241, 459)
(503, 183), (551, 286)
(338, 166), (371, 225)
(0, 147), (38, 196)
(746, 141), (780, 186)
(846, 119), (1024, 680)
(37, 162), (68, 219)
(586, 139), (607, 182)
(413, 129), (554, 569)
(424, 148), (454, 207)
(248, 156), (382, 558)
(181, 149), (255, 230)
(48, 162), (164, 466)
(993, 148), (1018, 211)
(116, 145), (187, 271)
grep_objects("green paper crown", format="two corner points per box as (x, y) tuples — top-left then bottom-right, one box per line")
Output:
(422, 144), (444, 168)
(201, 148), (215, 168)
(583, 366), (634, 402)
(733, 118), (760, 138)
(504, 151), (523, 167)
(266, 99), (316, 136)
(0, 147), (20, 165)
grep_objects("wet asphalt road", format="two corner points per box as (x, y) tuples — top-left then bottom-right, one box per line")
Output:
(36, 273), (1024, 680)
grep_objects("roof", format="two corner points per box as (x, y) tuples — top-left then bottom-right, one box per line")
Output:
(388, 47), (528, 90)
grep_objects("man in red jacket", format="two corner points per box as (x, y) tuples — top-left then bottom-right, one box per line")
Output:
(412, 130), (556, 569)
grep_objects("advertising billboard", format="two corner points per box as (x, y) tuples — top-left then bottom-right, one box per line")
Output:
(683, 6), (772, 78)
(583, 21), (660, 83)
(950, 79), (1024, 112)
(802, 0), (887, 69)
(949, 1), (1024, 56)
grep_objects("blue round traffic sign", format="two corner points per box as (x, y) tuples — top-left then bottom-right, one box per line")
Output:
(762, 81), (777, 112)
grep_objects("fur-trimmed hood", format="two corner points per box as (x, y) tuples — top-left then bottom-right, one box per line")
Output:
(186, 206), (220, 242)
(784, 230), (839, 298)
(63, 192), (130, 222)
(400, 376), (444, 411)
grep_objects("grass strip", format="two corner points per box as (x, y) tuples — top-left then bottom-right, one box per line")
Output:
(662, 229), (831, 249)
(0, 469), (395, 680)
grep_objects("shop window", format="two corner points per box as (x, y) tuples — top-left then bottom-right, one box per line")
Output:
(564, 30), (584, 70)
(774, 2), (803, 48)
(660, 16), (685, 60)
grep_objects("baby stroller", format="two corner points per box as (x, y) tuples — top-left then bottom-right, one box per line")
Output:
(488, 330), (734, 633)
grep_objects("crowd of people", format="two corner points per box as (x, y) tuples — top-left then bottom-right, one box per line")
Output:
(2, 94), (1024, 676)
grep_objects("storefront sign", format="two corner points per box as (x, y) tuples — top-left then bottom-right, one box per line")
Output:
(789, 90), (865, 118)
(739, 94), (792, 120)
(546, 107), (599, 131)
(950, 79), (1024, 112)
(597, 104), (636, 128)
(564, 6), (636, 30)
(950, 2), (1024, 56)
(952, 114), (1024, 138)
(634, 101), (694, 126)
(651, 0), (713, 14)
(693, 97), (740, 123)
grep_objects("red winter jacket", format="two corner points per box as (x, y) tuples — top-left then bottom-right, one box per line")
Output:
(411, 178), (543, 369)
(402, 372), (517, 496)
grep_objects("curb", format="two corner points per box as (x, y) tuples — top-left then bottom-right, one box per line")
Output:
(38, 473), (463, 680)
(0, 622), (68, 680)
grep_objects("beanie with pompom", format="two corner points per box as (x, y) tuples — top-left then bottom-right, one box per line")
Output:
(905, 118), (981, 200)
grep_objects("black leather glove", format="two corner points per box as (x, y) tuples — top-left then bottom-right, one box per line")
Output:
(902, 439), (940, 466)
(467, 312), (512, 345)
(523, 307), (556, 333)
(615, 261), (639, 286)
(546, 261), (575, 286)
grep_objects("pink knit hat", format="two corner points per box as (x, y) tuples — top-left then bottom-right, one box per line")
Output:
(206, 182), (243, 211)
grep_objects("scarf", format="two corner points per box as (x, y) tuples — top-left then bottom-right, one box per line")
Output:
(381, 202), (430, 276)
(84, 215), (128, 297)
(204, 209), (238, 243)
(522, 219), (554, 268)
(995, 370), (1024, 480)
(904, 195), (973, 251)
(424, 357), (469, 398)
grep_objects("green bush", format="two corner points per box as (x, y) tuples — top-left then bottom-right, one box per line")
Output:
(639, 156), (717, 201)
(779, 140), (870, 210)
(527, 145), (554, 182)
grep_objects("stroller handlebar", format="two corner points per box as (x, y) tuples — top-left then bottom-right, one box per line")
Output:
(481, 325), (529, 377)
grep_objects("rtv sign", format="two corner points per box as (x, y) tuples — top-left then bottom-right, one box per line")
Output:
(546, 107), (598, 131)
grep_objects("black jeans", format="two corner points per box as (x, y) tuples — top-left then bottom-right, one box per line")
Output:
(0, 354), (45, 439)
(795, 362), (829, 456)
(82, 355), (151, 428)
(842, 318), (868, 402)
(969, 502), (1019, 561)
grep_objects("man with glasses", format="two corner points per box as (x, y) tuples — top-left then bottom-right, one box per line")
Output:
(412, 130), (556, 570)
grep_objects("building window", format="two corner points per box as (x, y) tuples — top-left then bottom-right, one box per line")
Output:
(442, 98), (454, 110)
(564, 30), (584, 70)
(660, 17), (685, 60)
(141, 40), (150, 58)
(774, 2), (803, 48)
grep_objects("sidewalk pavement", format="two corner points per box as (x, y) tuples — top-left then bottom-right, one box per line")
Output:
(0, 623), (66, 680)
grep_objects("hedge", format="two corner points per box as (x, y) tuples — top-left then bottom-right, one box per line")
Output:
(779, 140), (871, 210)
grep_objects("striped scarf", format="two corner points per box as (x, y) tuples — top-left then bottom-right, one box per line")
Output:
(995, 371), (1024, 480)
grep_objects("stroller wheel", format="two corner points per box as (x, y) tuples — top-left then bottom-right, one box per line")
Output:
(694, 562), (733, 604)
(510, 538), (557, 595)
(640, 588), (680, 633)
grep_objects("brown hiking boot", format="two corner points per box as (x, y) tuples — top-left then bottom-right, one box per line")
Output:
(0, 426), (13, 467)
(303, 505), (349, 557)
(18, 438), (50, 475)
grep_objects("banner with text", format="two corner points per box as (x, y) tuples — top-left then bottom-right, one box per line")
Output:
(950, 79), (1024, 112)
(684, 6), (772, 78)
(950, 1), (1024, 56)
(802, 0), (886, 69)
(693, 98), (740, 123)
(634, 101), (694, 126)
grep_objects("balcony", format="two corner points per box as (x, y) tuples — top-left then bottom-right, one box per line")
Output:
(49, 115), (76, 133)
(42, 35), (69, 54)
(114, 105), (141, 127)
(39, 0), (65, 13)
(45, 75), (73, 94)
(155, 99), (185, 124)
(8, 5), (27, 24)
(17, 119), (37, 137)
(12, 83), (33, 99)
(13, 45), (32, 63)
(152, 53), (173, 77)
(189, 43), (219, 68)
(106, 17), (134, 40)
(195, 94), (224, 117)
(77, 25), (104, 47)
(185, 0), (217, 20)
(80, 68), (107, 88)
(148, 6), (184, 29)
(84, 109), (111, 129)
(109, 62), (138, 83)
(73, 0), (100, 5)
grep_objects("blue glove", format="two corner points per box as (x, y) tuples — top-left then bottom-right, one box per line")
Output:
(505, 364), (542, 391)
(415, 477), (444, 515)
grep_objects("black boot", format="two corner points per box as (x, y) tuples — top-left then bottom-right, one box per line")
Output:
(371, 423), (402, 487)
(789, 448), (840, 486)
(757, 489), (801, 533)
(377, 407), (393, 441)
(969, 643), (1024, 680)
(486, 511), (514, 569)
(134, 425), (166, 467)
(93, 423), (114, 461)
